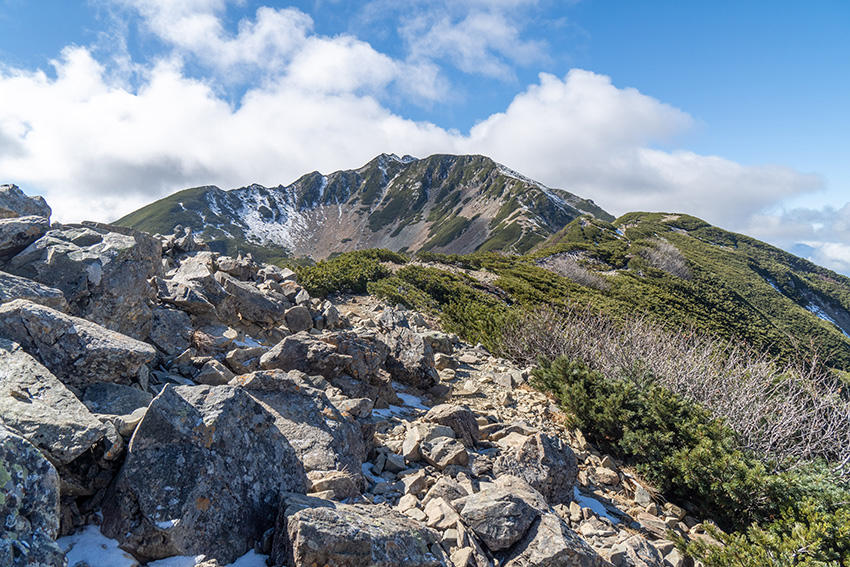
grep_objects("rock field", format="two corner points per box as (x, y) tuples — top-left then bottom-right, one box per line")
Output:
(0, 183), (718, 567)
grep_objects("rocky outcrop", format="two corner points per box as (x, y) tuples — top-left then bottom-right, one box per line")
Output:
(0, 299), (156, 392)
(230, 370), (365, 477)
(275, 498), (444, 567)
(102, 384), (308, 564)
(0, 339), (120, 465)
(0, 215), (50, 260)
(0, 184), (51, 219)
(0, 270), (68, 311)
(378, 308), (439, 390)
(0, 422), (65, 567)
(5, 223), (161, 339)
(493, 432), (579, 506)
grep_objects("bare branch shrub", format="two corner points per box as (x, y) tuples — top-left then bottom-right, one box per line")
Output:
(537, 252), (611, 290)
(640, 238), (692, 280)
(500, 304), (850, 469)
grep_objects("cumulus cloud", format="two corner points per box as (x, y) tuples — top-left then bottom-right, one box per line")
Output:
(746, 203), (850, 274)
(0, 0), (828, 268)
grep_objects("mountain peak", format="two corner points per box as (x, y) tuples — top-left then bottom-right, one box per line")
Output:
(117, 153), (613, 262)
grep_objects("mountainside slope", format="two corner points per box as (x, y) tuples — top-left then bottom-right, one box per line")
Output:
(116, 153), (612, 262)
(502, 212), (850, 369)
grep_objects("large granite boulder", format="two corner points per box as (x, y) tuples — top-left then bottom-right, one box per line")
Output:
(260, 332), (351, 379)
(214, 271), (290, 328)
(455, 476), (548, 552)
(0, 270), (68, 311)
(378, 308), (438, 390)
(147, 306), (193, 357)
(492, 432), (578, 505)
(274, 499), (444, 567)
(0, 184), (51, 219)
(0, 339), (120, 465)
(230, 370), (365, 477)
(5, 223), (161, 339)
(501, 513), (607, 567)
(0, 299), (156, 392)
(101, 384), (308, 564)
(0, 215), (50, 260)
(0, 422), (65, 567)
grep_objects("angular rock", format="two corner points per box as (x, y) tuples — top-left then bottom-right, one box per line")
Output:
(195, 359), (235, 385)
(0, 270), (68, 311)
(424, 404), (479, 447)
(215, 271), (289, 328)
(492, 432), (578, 505)
(284, 305), (313, 333)
(260, 332), (351, 379)
(420, 437), (469, 470)
(101, 384), (307, 564)
(424, 497), (461, 530)
(0, 339), (117, 465)
(456, 476), (548, 552)
(148, 306), (193, 357)
(155, 277), (217, 316)
(0, 215), (50, 259)
(0, 300), (156, 392)
(612, 535), (666, 567)
(230, 369), (365, 477)
(420, 330), (454, 355)
(403, 423), (456, 462)
(423, 476), (469, 506)
(307, 470), (361, 501)
(501, 513), (607, 567)
(0, 422), (65, 567)
(224, 346), (267, 375)
(378, 308), (439, 390)
(277, 501), (443, 567)
(7, 223), (161, 339)
(0, 184), (51, 219)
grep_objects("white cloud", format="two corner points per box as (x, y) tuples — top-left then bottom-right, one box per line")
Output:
(0, 1), (826, 263)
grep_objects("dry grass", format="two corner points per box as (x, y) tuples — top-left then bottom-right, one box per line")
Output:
(499, 304), (850, 470)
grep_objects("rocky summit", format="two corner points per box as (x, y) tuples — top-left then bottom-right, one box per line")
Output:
(0, 185), (719, 567)
(116, 153), (612, 262)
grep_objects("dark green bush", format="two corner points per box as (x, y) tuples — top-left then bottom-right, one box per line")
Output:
(532, 356), (793, 529)
(297, 249), (403, 297)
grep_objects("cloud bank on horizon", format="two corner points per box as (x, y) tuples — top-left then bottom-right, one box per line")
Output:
(0, 0), (848, 273)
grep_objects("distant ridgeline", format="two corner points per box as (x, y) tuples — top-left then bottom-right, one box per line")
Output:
(116, 153), (611, 263)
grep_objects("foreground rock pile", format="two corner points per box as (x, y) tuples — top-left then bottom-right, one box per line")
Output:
(0, 183), (718, 567)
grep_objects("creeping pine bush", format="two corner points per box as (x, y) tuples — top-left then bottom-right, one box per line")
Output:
(297, 249), (405, 297)
(532, 357), (790, 529)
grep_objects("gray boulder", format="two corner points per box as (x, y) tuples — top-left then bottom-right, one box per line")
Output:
(148, 306), (193, 357)
(424, 404), (479, 447)
(501, 513), (607, 567)
(155, 277), (217, 316)
(283, 305), (313, 333)
(275, 501), (443, 567)
(230, 370), (365, 477)
(224, 346), (267, 375)
(492, 432), (578, 505)
(0, 215), (50, 259)
(0, 339), (119, 465)
(0, 422), (65, 567)
(6, 223), (161, 339)
(0, 299), (156, 392)
(0, 184), (51, 219)
(215, 271), (289, 328)
(455, 476), (548, 552)
(101, 384), (308, 564)
(378, 308), (438, 390)
(0, 270), (68, 311)
(260, 332), (351, 379)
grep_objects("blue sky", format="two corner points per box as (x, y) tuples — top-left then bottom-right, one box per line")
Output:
(0, 0), (848, 272)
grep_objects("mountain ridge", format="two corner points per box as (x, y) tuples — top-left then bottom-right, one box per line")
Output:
(116, 153), (613, 262)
